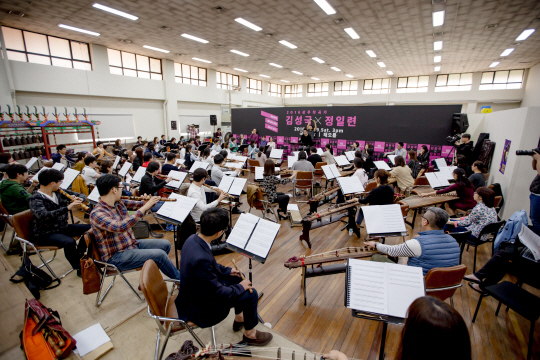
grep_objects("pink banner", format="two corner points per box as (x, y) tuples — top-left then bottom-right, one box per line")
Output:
(265, 124), (278, 132)
(374, 141), (385, 153)
(277, 136), (285, 145)
(320, 138), (330, 147)
(290, 137), (298, 143)
(441, 146), (454, 157)
(265, 118), (278, 127)
(358, 140), (365, 149)
(261, 111), (278, 121)
(337, 139), (347, 149)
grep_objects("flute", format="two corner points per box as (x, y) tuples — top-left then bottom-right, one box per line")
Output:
(30, 311), (63, 357)
(231, 259), (253, 293)
(121, 196), (177, 202)
(57, 189), (89, 211)
(202, 184), (235, 200)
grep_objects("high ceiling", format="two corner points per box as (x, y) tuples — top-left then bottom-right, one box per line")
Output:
(1, 0), (539, 84)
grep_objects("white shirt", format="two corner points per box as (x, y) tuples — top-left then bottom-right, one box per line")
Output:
(202, 157), (214, 171)
(353, 168), (369, 187)
(179, 148), (186, 160)
(81, 165), (98, 185)
(38, 190), (58, 205)
(187, 183), (219, 222)
(267, 142), (276, 150)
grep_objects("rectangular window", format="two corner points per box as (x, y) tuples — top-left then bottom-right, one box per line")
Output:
(216, 71), (240, 89)
(435, 73), (472, 92)
(268, 83), (282, 97)
(479, 69), (525, 90)
(284, 84), (303, 98)
(247, 78), (262, 94)
(396, 75), (429, 93)
(2, 26), (91, 70)
(307, 82), (329, 97)
(334, 80), (358, 96)
(363, 78), (390, 94)
(107, 48), (162, 80)
(174, 63), (207, 86)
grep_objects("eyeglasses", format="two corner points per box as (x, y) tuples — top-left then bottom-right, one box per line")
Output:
(115, 186), (124, 190)
(421, 215), (429, 224)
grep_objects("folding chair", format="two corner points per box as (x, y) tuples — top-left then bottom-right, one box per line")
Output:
(293, 171), (314, 203)
(248, 187), (280, 223)
(247, 159), (259, 185)
(466, 220), (506, 272)
(0, 200), (16, 252)
(425, 264), (467, 307)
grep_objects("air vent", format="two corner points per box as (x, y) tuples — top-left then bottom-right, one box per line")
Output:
(120, 39), (132, 43)
(212, 6), (227, 13)
(432, 0), (446, 3)
(485, 23), (498, 29)
(433, 31), (444, 36)
(519, 61), (532, 63)
(6, 10), (26, 17)
(533, 17), (540, 23)
(265, 33), (275, 37)
(159, 26), (171, 30)
(360, 43), (368, 46)
(218, 64), (228, 67)
(334, 18), (346, 24)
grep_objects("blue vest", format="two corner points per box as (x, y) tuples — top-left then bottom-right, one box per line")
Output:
(407, 230), (460, 275)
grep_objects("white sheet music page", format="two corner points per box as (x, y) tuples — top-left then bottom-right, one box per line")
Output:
(334, 155), (350, 167)
(374, 161), (391, 171)
(329, 164), (342, 178)
(347, 259), (388, 314)
(226, 213), (260, 249)
(31, 168), (46, 183)
(287, 155), (298, 168)
(132, 167), (146, 182)
(166, 180), (181, 189)
(168, 170), (187, 182)
(189, 161), (203, 173)
(425, 172), (449, 188)
(518, 224), (540, 261)
(175, 159), (185, 166)
(434, 158), (448, 169)
(234, 155), (248, 163)
(112, 156), (121, 169)
(386, 263), (424, 318)
(434, 172), (451, 186)
(60, 168), (80, 190)
(269, 149), (284, 159)
(228, 178), (246, 196)
(225, 162), (243, 169)
(118, 162), (132, 177)
(387, 155), (397, 165)
(255, 167), (264, 180)
(287, 204), (300, 211)
(88, 187), (100, 203)
(52, 162), (65, 171)
(156, 193), (198, 223)
(337, 176), (365, 195)
(245, 218), (281, 258)
(345, 151), (356, 162)
(362, 204), (407, 235)
(25, 157), (38, 169)
(218, 175), (235, 193)
(321, 165), (336, 180)
(210, 150), (218, 157)
(438, 166), (456, 180)
(317, 148), (324, 155)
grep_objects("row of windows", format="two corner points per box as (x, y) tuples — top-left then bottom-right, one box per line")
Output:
(107, 48), (162, 80)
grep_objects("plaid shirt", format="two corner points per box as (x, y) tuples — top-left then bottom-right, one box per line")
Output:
(90, 199), (145, 262)
(188, 126), (198, 139)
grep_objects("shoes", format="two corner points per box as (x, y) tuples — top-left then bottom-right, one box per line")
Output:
(242, 330), (273, 346)
(278, 212), (289, 221)
(233, 320), (244, 332)
(468, 282), (487, 295)
(232, 208), (245, 214)
(463, 275), (480, 284)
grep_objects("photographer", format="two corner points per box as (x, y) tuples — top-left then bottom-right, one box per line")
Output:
(530, 150), (540, 235)
(455, 134), (474, 164)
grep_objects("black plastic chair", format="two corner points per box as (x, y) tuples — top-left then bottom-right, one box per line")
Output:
(466, 220), (506, 272)
(448, 230), (472, 265)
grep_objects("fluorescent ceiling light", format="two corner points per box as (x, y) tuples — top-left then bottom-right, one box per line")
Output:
(269, 63), (283, 68)
(366, 50), (377, 57)
(234, 18), (262, 31)
(281, 80), (290, 82)
(181, 34), (209, 43)
(331, 67), (341, 71)
(279, 40), (297, 49)
(234, 68), (248, 72)
(377, 62), (386, 67)
(386, 71), (393, 75)
(344, 27), (360, 39)
(516, 29), (535, 41)
(58, 24), (100, 36)
(500, 48), (514, 57)
(434, 56), (441, 63)
(143, 45), (169, 53)
(311, 77), (320, 80)
(259, 74), (270, 78)
(312, 57), (325, 63)
(345, 74), (353, 78)
(432, 10), (445, 27)
(434, 41), (443, 51)
(434, 66), (441, 71)
(192, 57), (211, 63)
(92, 3), (138, 20)
(314, 0), (336, 15)
(292, 71), (303, 75)
(230, 49), (249, 57)
(489, 62), (500, 67)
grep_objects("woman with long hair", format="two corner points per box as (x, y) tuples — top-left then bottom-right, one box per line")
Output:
(256, 145), (267, 167)
(201, 147), (214, 172)
(322, 143), (335, 165)
(389, 155), (415, 192)
(262, 159), (297, 220)
(407, 149), (421, 178)
(420, 168), (476, 215)
(132, 147), (144, 171)
(417, 145), (430, 168)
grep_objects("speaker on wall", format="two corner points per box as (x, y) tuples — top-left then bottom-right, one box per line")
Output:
(452, 113), (469, 134)
(210, 115), (217, 126)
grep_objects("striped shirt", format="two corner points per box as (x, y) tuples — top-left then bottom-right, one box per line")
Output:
(376, 239), (422, 258)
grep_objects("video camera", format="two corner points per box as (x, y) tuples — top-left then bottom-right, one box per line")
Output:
(447, 134), (461, 145)
(516, 148), (540, 156)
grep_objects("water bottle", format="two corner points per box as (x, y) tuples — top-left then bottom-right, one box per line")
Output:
(349, 228), (353, 236)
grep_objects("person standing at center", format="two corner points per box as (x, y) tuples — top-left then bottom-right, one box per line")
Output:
(248, 129), (260, 147)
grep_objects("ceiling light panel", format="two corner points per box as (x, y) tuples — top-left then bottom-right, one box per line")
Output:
(434, 66), (441, 71)
(345, 74), (353, 78)
(432, 10), (445, 27)
(312, 57), (325, 63)
(434, 56), (441, 63)
(279, 40), (297, 49)
(193, 57), (211, 63)
(366, 50), (377, 57)
(386, 71), (393, 75)
(259, 74), (270, 78)
(230, 49), (249, 56)
(313, 0), (336, 15)
(92, 3), (138, 20)
(234, 68), (248, 72)
(58, 24), (100, 36)
(292, 71), (303, 75)
(344, 27), (360, 39)
(235, 18), (262, 31)
(143, 45), (169, 53)
(500, 48), (514, 56)
(281, 80), (290, 82)
(269, 63), (283, 68)
(311, 77), (320, 80)
(516, 29), (535, 41)
(377, 62), (386, 67)
(331, 67), (341, 71)
(434, 41), (443, 51)
(181, 34), (209, 43)
(489, 62), (500, 67)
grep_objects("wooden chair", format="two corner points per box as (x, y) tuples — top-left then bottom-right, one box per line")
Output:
(493, 195), (502, 208)
(313, 162), (327, 183)
(248, 187), (280, 222)
(0, 200), (16, 252)
(247, 159), (259, 184)
(425, 264), (467, 306)
(448, 230), (472, 264)
(364, 181), (377, 193)
(413, 176), (429, 186)
(140, 260), (207, 360)
(293, 171), (314, 203)
(84, 232), (144, 307)
(484, 172), (490, 181)
(466, 220), (506, 272)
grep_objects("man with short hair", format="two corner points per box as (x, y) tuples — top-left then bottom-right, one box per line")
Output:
(211, 155), (243, 214)
(81, 155), (100, 186)
(365, 207), (460, 275)
(161, 153), (183, 175)
(90, 174), (180, 279)
(92, 141), (113, 160)
(455, 134), (474, 164)
(139, 161), (172, 211)
(176, 208), (273, 346)
(307, 146), (323, 168)
(384, 142), (407, 159)
(51, 144), (69, 166)
(187, 168), (228, 222)
(132, 136), (143, 151)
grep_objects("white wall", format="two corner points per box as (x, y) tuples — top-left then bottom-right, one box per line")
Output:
(522, 64), (540, 107)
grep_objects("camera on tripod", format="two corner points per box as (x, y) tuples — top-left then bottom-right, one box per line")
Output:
(516, 148), (540, 156)
(447, 134), (461, 145)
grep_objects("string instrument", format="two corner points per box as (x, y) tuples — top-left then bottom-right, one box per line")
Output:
(202, 184), (236, 200)
(402, 191), (458, 209)
(57, 189), (89, 211)
(121, 196), (177, 202)
(231, 259), (253, 293)
(308, 185), (340, 204)
(30, 310), (64, 357)
(300, 198), (361, 249)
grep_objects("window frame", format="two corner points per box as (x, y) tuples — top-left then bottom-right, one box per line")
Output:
(216, 71), (240, 89)
(306, 82), (329, 97)
(284, 84), (303, 98)
(247, 78), (262, 94)
(479, 69), (525, 90)
(334, 80), (358, 96)
(174, 63), (207, 86)
(268, 83), (282, 97)
(2, 26), (92, 70)
(435, 73), (473, 92)
(108, 48), (162, 80)
(396, 76), (429, 93)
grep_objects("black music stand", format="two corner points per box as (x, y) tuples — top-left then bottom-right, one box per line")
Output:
(155, 214), (196, 269)
(351, 311), (404, 360)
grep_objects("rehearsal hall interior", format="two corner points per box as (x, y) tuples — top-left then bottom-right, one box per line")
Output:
(2, 0), (540, 359)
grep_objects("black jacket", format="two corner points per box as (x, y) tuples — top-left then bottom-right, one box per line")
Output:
(132, 157), (143, 171)
(300, 134), (314, 147)
(456, 141), (474, 163)
(357, 185), (394, 205)
(418, 152), (430, 167)
(363, 155), (376, 173)
(139, 173), (166, 196)
(307, 154), (322, 168)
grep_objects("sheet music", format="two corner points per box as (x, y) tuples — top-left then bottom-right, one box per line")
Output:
(168, 170), (187, 182)
(156, 193), (198, 223)
(189, 161), (210, 173)
(386, 264), (424, 318)
(287, 204), (300, 211)
(425, 172), (450, 188)
(518, 224), (540, 261)
(322, 164), (341, 180)
(437, 166), (457, 180)
(317, 148), (324, 155)
(112, 156), (121, 170)
(210, 150), (218, 157)
(287, 155), (298, 168)
(434, 158), (448, 169)
(345, 151), (356, 162)
(25, 157), (38, 169)
(60, 168), (80, 190)
(118, 162), (132, 177)
(131, 166), (146, 183)
(88, 187), (100, 203)
(255, 167), (264, 180)
(166, 180), (182, 189)
(175, 159), (185, 166)
(374, 161), (391, 171)
(362, 204), (407, 235)
(225, 162), (244, 169)
(245, 219), (281, 258)
(232, 155), (248, 163)
(334, 155), (350, 167)
(52, 162), (65, 171)
(337, 176), (364, 195)
(269, 149), (284, 159)
(218, 176), (247, 196)
(226, 213), (260, 249)
(387, 155), (397, 165)
(31, 167), (47, 183)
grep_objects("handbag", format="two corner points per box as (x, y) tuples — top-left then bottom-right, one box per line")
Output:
(80, 254), (101, 295)
(133, 219), (150, 239)
(10, 255), (59, 299)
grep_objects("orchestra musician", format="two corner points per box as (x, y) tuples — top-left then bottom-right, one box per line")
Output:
(146, 142), (163, 159)
(291, 151), (314, 172)
(229, 137), (238, 152)
(355, 169), (394, 226)
(248, 140), (259, 159)
(73, 152), (86, 172)
(389, 155), (415, 193)
(383, 141), (407, 158)
(139, 161), (172, 212)
(261, 159), (297, 220)
(175, 208), (273, 346)
(159, 134), (167, 146)
(29, 169), (90, 277)
(90, 174), (180, 279)
(417, 145), (430, 168)
(212, 138), (222, 153)
(307, 146), (322, 169)
(51, 144), (69, 167)
(211, 154), (243, 215)
(92, 141), (113, 161)
(131, 136), (143, 151)
(322, 144), (335, 165)
(187, 168), (229, 222)
(256, 146), (267, 167)
(184, 144), (199, 170)
(161, 152), (184, 175)
(81, 156), (100, 187)
(201, 148), (214, 172)
(266, 136), (276, 152)
(142, 152), (153, 168)
(132, 147), (144, 171)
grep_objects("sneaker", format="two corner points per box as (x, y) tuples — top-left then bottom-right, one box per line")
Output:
(165, 224), (176, 231)
(242, 330), (273, 346)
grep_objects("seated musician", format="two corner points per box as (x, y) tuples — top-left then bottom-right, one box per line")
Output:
(443, 187), (498, 241)
(356, 169), (394, 225)
(248, 140), (259, 159)
(417, 144), (430, 168)
(389, 155), (415, 192)
(139, 161), (172, 212)
(407, 150), (421, 179)
(343, 150), (362, 172)
(184, 144), (200, 170)
(131, 148), (143, 171)
(73, 152), (86, 172)
(92, 141), (113, 161)
(81, 155), (100, 187)
(51, 144), (69, 167)
(363, 147), (376, 175)
(194, 135), (201, 148)
(161, 152), (184, 175)
(348, 141), (359, 152)
(336, 158), (368, 205)
(175, 208), (273, 346)
(229, 137), (238, 152)
(159, 134), (167, 146)
(468, 160), (486, 189)
(29, 169), (90, 277)
(267, 137), (276, 152)
(131, 136), (143, 151)
(187, 168), (228, 222)
(201, 148), (214, 172)
(212, 138), (222, 153)
(365, 207), (460, 275)
(212, 154), (242, 184)
(142, 152), (153, 168)
(383, 141), (407, 158)
(307, 146), (322, 168)
(90, 174), (180, 279)
(322, 144), (335, 165)
(0, 164), (39, 254)
(113, 139), (128, 159)
(262, 160), (297, 220)
(169, 137), (179, 151)
(291, 151), (314, 172)
(256, 146), (267, 167)
(419, 168), (476, 216)
(145, 142), (163, 158)
(260, 136), (268, 147)
(324, 296), (471, 360)
(456, 154), (472, 176)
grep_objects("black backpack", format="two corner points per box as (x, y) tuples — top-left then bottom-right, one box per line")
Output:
(10, 255), (59, 299)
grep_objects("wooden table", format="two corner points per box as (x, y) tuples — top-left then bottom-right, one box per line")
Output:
(401, 186), (459, 228)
